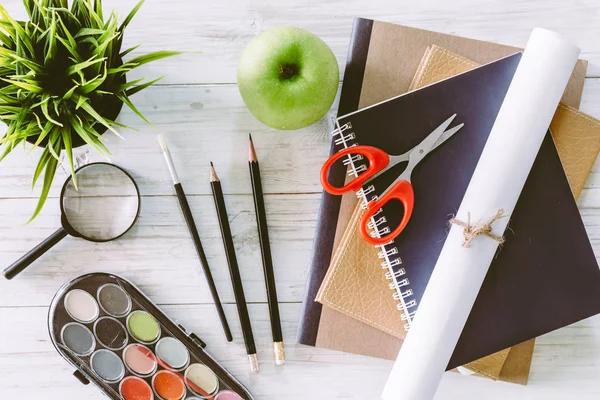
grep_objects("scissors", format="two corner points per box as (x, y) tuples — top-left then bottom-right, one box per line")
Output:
(320, 114), (464, 245)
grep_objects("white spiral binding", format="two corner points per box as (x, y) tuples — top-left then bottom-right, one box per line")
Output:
(331, 120), (417, 331)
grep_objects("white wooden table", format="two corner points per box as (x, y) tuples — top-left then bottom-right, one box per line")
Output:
(1, 1), (600, 399)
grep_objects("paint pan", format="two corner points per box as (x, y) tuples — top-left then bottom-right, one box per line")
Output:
(94, 317), (128, 350)
(215, 391), (243, 400)
(64, 289), (99, 323)
(156, 337), (190, 371)
(48, 272), (254, 400)
(98, 283), (132, 317)
(153, 370), (186, 400)
(91, 349), (125, 383)
(120, 376), (154, 400)
(127, 310), (161, 344)
(185, 364), (219, 397)
(124, 344), (158, 377)
(61, 322), (95, 356)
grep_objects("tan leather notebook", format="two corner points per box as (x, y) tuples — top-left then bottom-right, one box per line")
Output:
(316, 46), (600, 383)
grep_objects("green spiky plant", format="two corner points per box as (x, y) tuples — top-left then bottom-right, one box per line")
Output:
(0, 0), (182, 221)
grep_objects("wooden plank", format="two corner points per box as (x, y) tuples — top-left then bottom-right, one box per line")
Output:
(0, 194), (318, 307)
(2, 79), (600, 200)
(0, 84), (337, 199)
(3, 0), (600, 83)
(1, 191), (599, 308)
(1, 304), (599, 399)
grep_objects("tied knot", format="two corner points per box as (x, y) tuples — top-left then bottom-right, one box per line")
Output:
(450, 209), (506, 248)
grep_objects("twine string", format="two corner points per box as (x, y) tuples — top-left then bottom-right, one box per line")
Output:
(450, 209), (506, 248)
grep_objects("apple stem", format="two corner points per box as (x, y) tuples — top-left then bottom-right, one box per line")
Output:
(278, 64), (299, 80)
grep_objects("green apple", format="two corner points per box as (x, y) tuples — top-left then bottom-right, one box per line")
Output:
(237, 27), (339, 130)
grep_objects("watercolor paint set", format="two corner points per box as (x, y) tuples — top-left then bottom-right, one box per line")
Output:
(48, 272), (254, 400)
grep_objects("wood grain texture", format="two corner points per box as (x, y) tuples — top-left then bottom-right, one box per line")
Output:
(0, 305), (599, 400)
(0, 84), (338, 199)
(0, 81), (599, 200)
(3, 0), (600, 81)
(0, 194), (318, 307)
(0, 0), (599, 398)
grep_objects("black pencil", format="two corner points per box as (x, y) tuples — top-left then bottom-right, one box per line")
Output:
(248, 134), (285, 365)
(158, 135), (233, 342)
(209, 162), (259, 373)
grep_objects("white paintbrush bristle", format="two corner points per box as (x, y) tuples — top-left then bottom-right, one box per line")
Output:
(157, 133), (169, 153)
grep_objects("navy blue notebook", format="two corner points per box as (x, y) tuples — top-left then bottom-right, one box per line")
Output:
(333, 53), (600, 369)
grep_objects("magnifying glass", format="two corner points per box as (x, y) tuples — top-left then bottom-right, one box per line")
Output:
(3, 162), (140, 280)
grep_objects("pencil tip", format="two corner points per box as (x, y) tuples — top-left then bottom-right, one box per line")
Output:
(248, 132), (252, 141)
(248, 134), (258, 162)
(209, 162), (219, 182)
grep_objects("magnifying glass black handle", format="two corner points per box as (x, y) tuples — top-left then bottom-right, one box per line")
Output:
(3, 227), (68, 280)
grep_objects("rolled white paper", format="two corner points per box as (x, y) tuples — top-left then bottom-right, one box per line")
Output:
(381, 28), (580, 400)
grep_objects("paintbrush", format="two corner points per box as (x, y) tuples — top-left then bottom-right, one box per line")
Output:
(158, 134), (232, 342)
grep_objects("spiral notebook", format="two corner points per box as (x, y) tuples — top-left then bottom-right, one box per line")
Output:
(318, 52), (600, 369)
(327, 52), (523, 330)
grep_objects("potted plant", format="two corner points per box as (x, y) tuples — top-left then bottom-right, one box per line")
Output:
(0, 0), (181, 220)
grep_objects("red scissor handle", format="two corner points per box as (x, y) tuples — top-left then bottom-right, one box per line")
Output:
(320, 146), (390, 195)
(360, 180), (415, 245)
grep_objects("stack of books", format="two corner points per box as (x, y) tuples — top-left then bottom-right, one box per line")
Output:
(298, 18), (600, 384)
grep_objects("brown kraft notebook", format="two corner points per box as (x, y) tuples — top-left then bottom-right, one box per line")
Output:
(316, 45), (600, 383)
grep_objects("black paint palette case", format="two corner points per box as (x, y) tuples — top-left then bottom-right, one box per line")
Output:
(48, 272), (254, 400)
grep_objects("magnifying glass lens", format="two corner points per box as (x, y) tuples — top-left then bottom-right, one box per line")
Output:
(62, 164), (139, 241)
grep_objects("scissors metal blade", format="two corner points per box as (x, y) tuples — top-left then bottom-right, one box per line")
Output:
(408, 114), (462, 166)
(431, 122), (464, 152)
(416, 114), (458, 155)
(371, 115), (464, 184)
